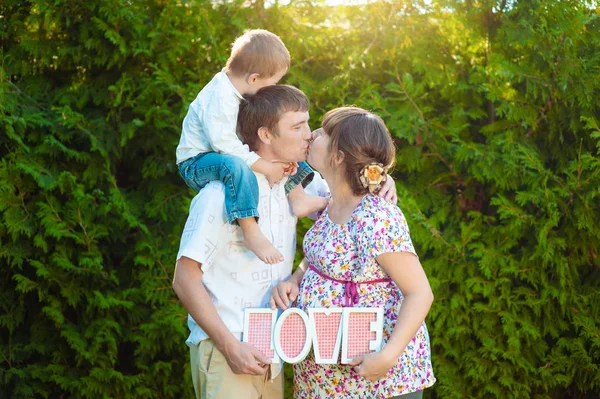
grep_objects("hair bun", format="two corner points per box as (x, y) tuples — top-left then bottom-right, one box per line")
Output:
(359, 163), (387, 193)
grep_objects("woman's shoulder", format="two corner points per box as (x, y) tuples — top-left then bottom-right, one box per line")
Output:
(355, 194), (404, 221)
(348, 195), (407, 236)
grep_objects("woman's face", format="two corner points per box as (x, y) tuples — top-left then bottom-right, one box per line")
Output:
(307, 128), (333, 173)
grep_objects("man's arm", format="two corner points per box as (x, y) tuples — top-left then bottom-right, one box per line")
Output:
(172, 256), (270, 375)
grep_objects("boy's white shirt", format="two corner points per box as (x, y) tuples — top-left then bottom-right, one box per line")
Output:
(177, 172), (329, 347)
(176, 69), (261, 167)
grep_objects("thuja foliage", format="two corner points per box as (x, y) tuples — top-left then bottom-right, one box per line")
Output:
(0, 1), (251, 397)
(1, 0), (599, 398)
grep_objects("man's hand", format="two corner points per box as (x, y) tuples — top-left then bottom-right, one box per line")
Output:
(270, 280), (299, 310)
(222, 340), (270, 375)
(349, 349), (397, 382)
(378, 176), (397, 203)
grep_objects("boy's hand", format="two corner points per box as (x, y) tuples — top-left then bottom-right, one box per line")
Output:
(264, 162), (287, 187)
(282, 162), (298, 176)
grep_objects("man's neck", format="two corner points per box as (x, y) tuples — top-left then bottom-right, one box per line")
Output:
(253, 147), (275, 163)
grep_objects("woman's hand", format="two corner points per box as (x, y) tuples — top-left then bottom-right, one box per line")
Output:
(378, 176), (397, 203)
(349, 349), (397, 382)
(269, 280), (299, 310)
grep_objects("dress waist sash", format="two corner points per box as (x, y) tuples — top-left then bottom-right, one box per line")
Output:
(307, 264), (392, 307)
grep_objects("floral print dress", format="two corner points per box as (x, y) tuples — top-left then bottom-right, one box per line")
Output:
(294, 195), (436, 398)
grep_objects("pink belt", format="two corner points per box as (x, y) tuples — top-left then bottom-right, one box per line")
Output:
(308, 264), (392, 307)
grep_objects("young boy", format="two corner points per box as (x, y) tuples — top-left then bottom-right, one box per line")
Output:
(176, 29), (326, 264)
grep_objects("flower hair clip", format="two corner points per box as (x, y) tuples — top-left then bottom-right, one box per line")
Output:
(359, 162), (387, 193)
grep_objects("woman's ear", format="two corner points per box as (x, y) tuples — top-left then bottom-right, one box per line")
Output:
(257, 126), (271, 145)
(333, 150), (345, 166)
(329, 150), (345, 170)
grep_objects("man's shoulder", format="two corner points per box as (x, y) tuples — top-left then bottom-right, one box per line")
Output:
(190, 182), (226, 203)
(182, 183), (228, 236)
(188, 182), (227, 218)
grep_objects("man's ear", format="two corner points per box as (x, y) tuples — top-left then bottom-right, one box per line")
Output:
(257, 126), (272, 145)
(247, 73), (261, 85)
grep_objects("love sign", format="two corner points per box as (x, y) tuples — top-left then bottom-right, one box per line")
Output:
(242, 307), (384, 364)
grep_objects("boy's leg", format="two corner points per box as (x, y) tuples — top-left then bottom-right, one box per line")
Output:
(284, 161), (314, 195)
(238, 217), (283, 264)
(178, 153), (260, 222)
(179, 152), (282, 264)
(178, 154), (217, 193)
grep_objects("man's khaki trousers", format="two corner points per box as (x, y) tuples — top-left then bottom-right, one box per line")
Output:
(190, 339), (284, 399)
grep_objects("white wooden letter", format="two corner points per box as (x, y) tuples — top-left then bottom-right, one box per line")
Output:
(308, 308), (344, 364)
(273, 308), (312, 364)
(243, 308), (279, 364)
(340, 308), (384, 364)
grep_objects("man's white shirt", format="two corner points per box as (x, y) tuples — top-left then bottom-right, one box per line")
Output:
(177, 172), (329, 346)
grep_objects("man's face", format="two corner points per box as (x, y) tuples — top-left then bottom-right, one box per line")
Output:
(268, 110), (312, 163)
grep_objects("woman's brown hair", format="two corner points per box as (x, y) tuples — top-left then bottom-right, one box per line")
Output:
(322, 107), (395, 196)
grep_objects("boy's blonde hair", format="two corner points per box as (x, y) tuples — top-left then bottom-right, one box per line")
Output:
(225, 29), (290, 78)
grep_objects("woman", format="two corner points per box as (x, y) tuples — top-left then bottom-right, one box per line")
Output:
(270, 107), (436, 398)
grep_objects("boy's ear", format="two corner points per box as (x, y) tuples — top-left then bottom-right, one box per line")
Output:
(247, 73), (261, 85)
(257, 126), (272, 144)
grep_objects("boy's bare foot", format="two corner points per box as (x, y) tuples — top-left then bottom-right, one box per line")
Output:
(289, 186), (329, 218)
(239, 218), (284, 264)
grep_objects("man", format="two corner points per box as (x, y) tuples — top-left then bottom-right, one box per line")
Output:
(172, 85), (397, 399)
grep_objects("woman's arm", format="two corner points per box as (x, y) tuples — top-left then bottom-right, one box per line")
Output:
(350, 252), (433, 381)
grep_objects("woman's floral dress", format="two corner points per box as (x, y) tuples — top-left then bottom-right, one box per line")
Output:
(294, 195), (436, 398)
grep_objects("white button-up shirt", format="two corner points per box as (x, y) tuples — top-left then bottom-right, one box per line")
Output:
(176, 70), (261, 167)
(177, 173), (329, 346)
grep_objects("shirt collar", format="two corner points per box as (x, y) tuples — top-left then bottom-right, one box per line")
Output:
(220, 68), (244, 101)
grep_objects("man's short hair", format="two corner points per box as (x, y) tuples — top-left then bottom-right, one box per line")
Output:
(238, 85), (309, 151)
(225, 29), (290, 78)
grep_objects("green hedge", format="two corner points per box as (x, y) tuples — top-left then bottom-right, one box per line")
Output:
(1, 1), (599, 398)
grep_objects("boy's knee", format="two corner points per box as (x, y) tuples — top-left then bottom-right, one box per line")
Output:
(221, 156), (252, 177)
